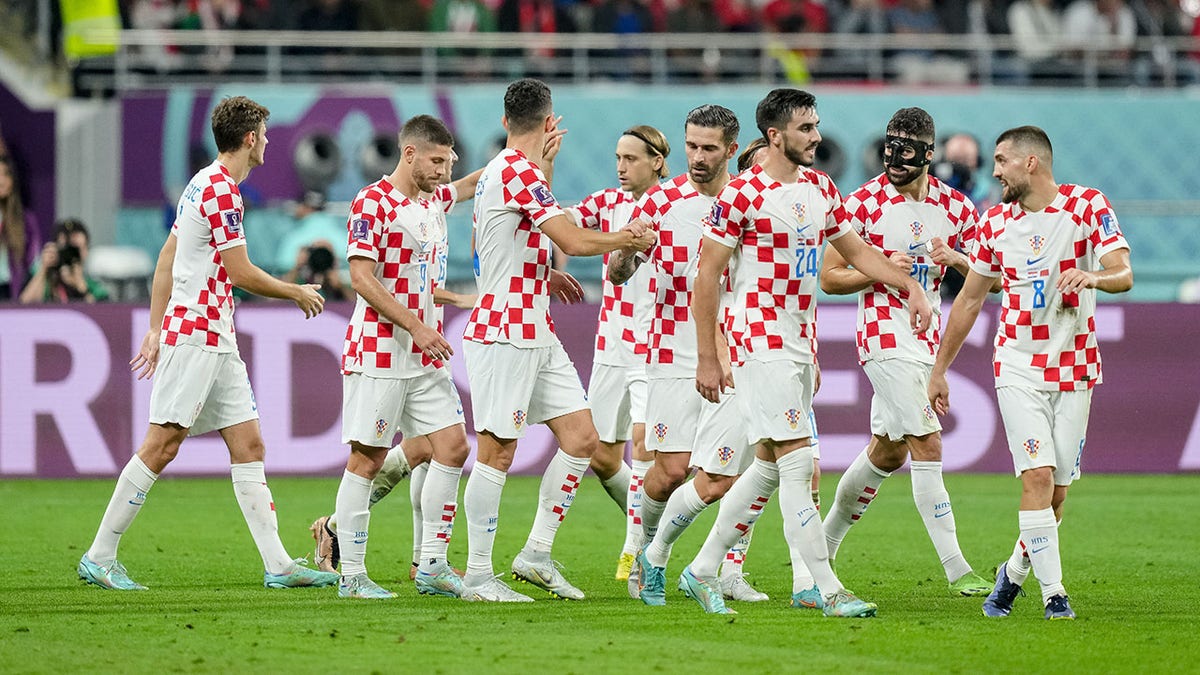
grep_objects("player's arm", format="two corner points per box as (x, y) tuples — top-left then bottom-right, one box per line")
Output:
(927, 269), (994, 415)
(349, 256), (452, 360)
(830, 231), (931, 332)
(450, 167), (485, 203)
(819, 238), (878, 295)
(540, 214), (653, 258)
(1058, 248), (1133, 295)
(129, 232), (179, 379)
(694, 238), (735, 403)
(433, 286), (477, 309)
(222, 245), (324, 318)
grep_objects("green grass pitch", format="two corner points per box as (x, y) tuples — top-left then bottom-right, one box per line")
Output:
(1, 473), (1196, 673)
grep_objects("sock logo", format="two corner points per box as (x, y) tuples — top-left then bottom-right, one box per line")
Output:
(353, 530), (368, 545)
(798, 506), (817, 527)
(128, 491), (146, 507)
(934, 501), (952, 518)
(485, 516), (499, 533)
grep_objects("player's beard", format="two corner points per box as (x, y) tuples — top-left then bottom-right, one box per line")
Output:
(886, 165), (923, 187)
(783, 138), (816, 167)
(1000, 177), (1027, 203)
(689, 163), (714, 184)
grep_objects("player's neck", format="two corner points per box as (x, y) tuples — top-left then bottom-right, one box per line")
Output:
(386, 167), (420, 200)
(217, 151), (252, 183)
(760, 152), (801, 185)
(506, 134), (545, 168)
(1019, 179), (1060, 213)
(894, 174), (929, 202)
(690, 171), (729, 198)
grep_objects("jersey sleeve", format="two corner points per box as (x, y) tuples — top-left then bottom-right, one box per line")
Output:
(569, 189), (610, 231)
(346, 192), (385, 262)
(952, 198), (981, 256)
(1086, 191), (1130, 258)
(202, 183), (247, 252)
(433, 183), (458, 215)
(968, 211), (1003, 278)
(818, 175), (851, 243)
(503, 159), (564, 228)
(704, 182), (748, 250)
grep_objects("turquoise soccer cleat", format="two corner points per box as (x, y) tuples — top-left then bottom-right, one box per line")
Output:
(822, 589), (878, 618)
(678, 566), (736, 615)
(78, 555), (147, 591)
(415, 568), (464, 598)
(790, 585), (824, 610)
(264, 559), (340, 588)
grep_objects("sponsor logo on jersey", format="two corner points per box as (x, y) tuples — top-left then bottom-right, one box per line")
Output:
(653, 422), (669, 443)
(1100, 212), (1119, 237)
(351, 218), (371, 241)
(531, 183), (555, 207)
(717, 446), (734, 467)
(1029, 234), (1045, 255)
(909, 220), (923, 240)
(1023, 438), (1040, 458)
(908, 240), (927, 252)
(513, 409), (527, 430)
(375, 418), (389, 439)
(223, 210), (242, 234)
(784, 408), (801, 430)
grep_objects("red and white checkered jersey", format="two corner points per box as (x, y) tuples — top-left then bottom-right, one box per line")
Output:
(846, 173), (980, 364)
(465, 149), (565, 347)
(341, 178), (454, 379)
(970, 184), (1129, 391)
(161, 161), (247, 352)
(567, 187), (653, 367)
(427, 183), (458, 327)
(706, 164), (851, 364)
(633, 174), (718, 377)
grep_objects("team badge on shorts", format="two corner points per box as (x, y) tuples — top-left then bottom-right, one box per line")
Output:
(1023, 438), (1041, 459)
(909, 220), (923, 240)
(784, 408), (802, 430)
(653, 422), (668, 443)
(1029, 235), (1045, 255)
(923, 404), (935, 421)
(513, 409), (527, 430)
(717, 446), (734, 467)
(375, 418), (389, 440)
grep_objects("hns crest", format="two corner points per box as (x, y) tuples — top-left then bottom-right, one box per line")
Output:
(909, 220), (923, 241)
(1029, 235), (1045, 255)
(784, 408), (802, 430)
(1023, 438), (1041, 458)
(375, 418), (389, 440)
(653, 422), (669, 443)
(513, 409), (527, 430)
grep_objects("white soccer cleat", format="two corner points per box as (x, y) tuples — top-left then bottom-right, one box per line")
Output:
(720, 573), (769, 602)
(511, 549), (585, 600)
(461, 575), (535, 603)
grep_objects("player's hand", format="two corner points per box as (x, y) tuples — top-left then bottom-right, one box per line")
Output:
(696, 355), (726, 403)
(926, 237), (963, 268)
(129, 329), (161, 380)
(543, 116), (566, 163)
(928, 370), (950, 416)
(908, 286), (933, 333)
(889, 250), (914, 271)
(293, 283), (325, 318)
(621, 221), (656, 253)
(549, 269), (585, 304)
(1057, 268), (1096, 294)
(412, 323), (454, 362)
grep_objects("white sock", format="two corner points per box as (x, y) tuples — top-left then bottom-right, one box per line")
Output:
(778, 448), (841, 598)
(824, 447), (890, 559)
(409, 461), (429, 566)
(86, 455), (159, 566)
(464, 462), (506, 583)
(230, 462), (293, 575)
(689, 458), (778, 579)
(369, 446), (411, 506)
(721, 525), (754, 580)
(1006, 537), (1032, 586)
(911, 460), (972, 582)
(334, 470), (374, 577)
(646, 480), (707, 569)
(419, 461), (463, 573)
(1020, 508), (1066, 603)
(524, 449), (589, 554)
(599, 461), (633, 513)
(622, 459), (652, 555)
(641, 493), (667, 542)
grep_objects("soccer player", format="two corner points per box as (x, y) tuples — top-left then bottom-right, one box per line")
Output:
(928, 125), (1132, 620)
(462, 78), (654, 602)
(818, 107), (993, 597)
(331, 115), (482, 599)
(563, 125), (671, 580)
(684, 88), (933, 616)
(79, 96), (336, 591)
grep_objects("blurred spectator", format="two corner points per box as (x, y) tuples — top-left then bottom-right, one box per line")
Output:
(128, 0), (186, 72)
(361, 0), (428, 31)
(666, 0), (724, 80)
(1008, 0), (1064, 64)
(762, 0), (828, 34)
(0, 155), (41, 301)
(295, 0), (360, 59)
(592, 0), (655, 77)
(498, 0), (577, 75)
(713, 0), (760, 31)
(933, 132), (997, 211)
(888, 0), (971, 84)
(668, 0), (723, 33)
(429, 0), (497, 60)
(281, 240), (349, 301)
(20, 219), (109, 304)
(832, 0), (889, 78)
(1062, 0), (1137, 63)
(274, 190), (349, 275)
(177, 0), (248, 71)
(1131, 0), (1199, 85)
(888, 0), (944, 57)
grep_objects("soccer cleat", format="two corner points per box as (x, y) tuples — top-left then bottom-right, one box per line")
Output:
(511, 550), (585, 600)
(949, 570), (993, 597)
(78, 556), (147, 591)
(461, 575), (535, 603)
(982, 562), (1025, 618)
(337, 573), (396, 599)
(721, 573), (769, 602)
(1044, 594), (1076, 620)
(615, 552), (635, 581)
(678, 567), (736, 614)
(415, 568), (464, 598)
(637, 549), (666, 606)
(265, 559), (340, 588)
(790, 585), (824, 610)
(822, 589), (878, 618)
(309, 516), (339, 573)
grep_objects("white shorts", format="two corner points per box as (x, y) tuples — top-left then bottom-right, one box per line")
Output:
(342, 370), (465, 447)
(995, 386), (1092, 485)
(809, 409), (821, 461)
(588, 362), (648, 443)
(149, 344), (258, 436)
(645, 377), (703, 453)
(463, 341), (588, 439)
(863, 359), (942, 441)
(735, 360), (815, 446)
(693, 389), (753, 476)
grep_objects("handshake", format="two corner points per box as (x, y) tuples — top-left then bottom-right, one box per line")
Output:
(619, 219), (657, 253)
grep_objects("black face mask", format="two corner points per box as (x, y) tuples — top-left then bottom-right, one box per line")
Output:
(883, 134), (933, 169)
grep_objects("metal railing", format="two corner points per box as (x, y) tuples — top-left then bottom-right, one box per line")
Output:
(72, 29), (1200, 92)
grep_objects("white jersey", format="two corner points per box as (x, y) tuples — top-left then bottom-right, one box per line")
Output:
(567, 187), (653, 367)
(970, 183), (1129, 391)
(341, 178), (455, 379)
(707, 163), (851, 364)
(427, 183), (458, 327)
(844, 173), (980, 365)
(162, 161), (247, 353)
(466, 148), (565, 347)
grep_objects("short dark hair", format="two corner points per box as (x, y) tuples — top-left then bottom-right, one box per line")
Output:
(211, 96), (270, 153)
(755, 88), (816, 139)
(504, 78), (553, 135)
(685, 104), (739, 145)
(737, 137), (768, 173)
(54, 218), (90, 243)
(886, 107), (935, 143)
(399, 114), (455, 148)
(996, 125), (1053, 160)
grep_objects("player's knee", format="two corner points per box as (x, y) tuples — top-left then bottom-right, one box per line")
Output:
(695, 473), (734, 503)
(589, 442), (623, 477)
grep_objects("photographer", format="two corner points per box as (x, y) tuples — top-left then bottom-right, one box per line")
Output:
(20, 219), (109, 303)
(282, 239), (348, 301)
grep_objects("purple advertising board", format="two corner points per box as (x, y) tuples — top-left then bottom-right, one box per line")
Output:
(0, 302), (1197, 477)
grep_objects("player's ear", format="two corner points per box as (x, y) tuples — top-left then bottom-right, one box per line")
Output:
(501, 115), (510, 132)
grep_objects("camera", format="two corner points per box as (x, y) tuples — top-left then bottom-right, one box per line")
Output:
(306, 246), (335, 275)
(53, 244), (82, 270)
